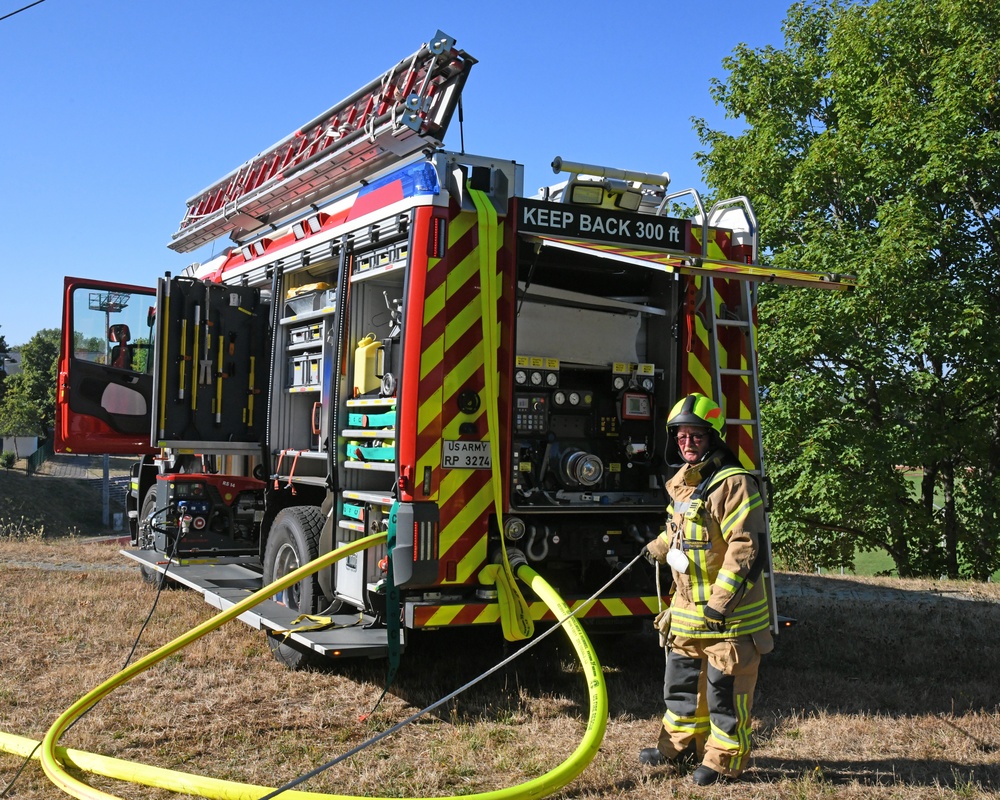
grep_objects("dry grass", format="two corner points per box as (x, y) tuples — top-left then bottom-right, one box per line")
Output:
(1, 538), (999, 800)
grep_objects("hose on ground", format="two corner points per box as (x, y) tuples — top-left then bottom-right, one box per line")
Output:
(0, 536), (610, 800)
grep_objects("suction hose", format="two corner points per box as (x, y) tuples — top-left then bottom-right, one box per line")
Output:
(2, 538), (608, 800)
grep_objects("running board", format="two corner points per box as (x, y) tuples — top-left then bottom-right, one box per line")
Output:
(122, 549), (398, 660)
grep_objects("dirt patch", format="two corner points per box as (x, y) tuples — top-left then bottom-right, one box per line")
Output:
(776, 571), (1000, 605)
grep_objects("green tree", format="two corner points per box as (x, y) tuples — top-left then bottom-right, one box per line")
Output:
(0, 329), (60, 442)
(0, 329), (10, 407)
(695, 0), (1000, 578)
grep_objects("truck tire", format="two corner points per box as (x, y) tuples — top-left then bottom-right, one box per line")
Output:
(138, 487), (161, 586)
(262, 506), (324, 669)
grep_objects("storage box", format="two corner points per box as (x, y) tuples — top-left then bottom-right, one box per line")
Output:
(316, 287), (337, 312)
(285, 291), (318, 316)
(284, 285), (336, 317)
(306, 353), (321, 384)
(288, 354), (309, 387)
(289, 323), (321, 344)
(288, 353), (321, 387)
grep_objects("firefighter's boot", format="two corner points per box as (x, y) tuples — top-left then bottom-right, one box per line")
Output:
(638, 740), (697, 768)
(691, 765), (723, 786)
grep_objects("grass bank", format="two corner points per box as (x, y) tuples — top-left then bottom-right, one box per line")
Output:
(1, 538), (999, 799)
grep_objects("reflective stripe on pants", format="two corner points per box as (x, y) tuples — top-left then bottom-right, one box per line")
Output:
(657, 636), (760, 777)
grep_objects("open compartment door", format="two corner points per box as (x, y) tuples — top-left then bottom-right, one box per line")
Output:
(152, 276), (271, 453)
(55, 277), (158, 455)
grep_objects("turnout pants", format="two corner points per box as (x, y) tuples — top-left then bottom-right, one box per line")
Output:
(656, 635), (761, 778)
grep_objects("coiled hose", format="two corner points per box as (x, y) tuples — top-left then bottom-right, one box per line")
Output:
(0, 535), (608, 800)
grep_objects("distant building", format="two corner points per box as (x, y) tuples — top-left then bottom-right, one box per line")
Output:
(0, 349), (38, 457)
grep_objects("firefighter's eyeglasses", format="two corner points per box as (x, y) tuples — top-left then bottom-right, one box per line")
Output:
(675, 432), (708, 443)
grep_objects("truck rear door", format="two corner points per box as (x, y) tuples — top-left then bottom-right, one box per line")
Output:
(55, 277), (158, 455)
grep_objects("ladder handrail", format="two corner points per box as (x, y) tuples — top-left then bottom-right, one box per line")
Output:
(656, 188), (706, 256)
(707, 196), (759, 262)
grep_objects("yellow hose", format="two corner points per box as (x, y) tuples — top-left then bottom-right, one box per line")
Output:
(3, 539), (608, 800)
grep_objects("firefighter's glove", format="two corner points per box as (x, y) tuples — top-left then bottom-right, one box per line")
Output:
(703, 605), (726, 633)
(654, 607), (672, 634)
(644, 536), (670, 565)
(654, 608), (672, 648)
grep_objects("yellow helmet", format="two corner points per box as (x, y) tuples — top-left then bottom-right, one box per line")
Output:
(666, 393), (725, 435)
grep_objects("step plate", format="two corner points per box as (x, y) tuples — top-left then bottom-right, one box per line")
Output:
(122, 549), (398, 659)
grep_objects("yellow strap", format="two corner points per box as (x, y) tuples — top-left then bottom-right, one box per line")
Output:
(272, 613), (363, 639)
(470, 186), (533, 641)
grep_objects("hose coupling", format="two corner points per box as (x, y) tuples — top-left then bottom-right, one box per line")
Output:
(495, 546), (528, 571)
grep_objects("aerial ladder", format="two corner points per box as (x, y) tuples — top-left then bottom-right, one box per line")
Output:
(168, 30), (474, 253)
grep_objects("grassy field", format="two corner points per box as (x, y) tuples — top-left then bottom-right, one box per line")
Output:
(845, 548), (1000, 582)
(1, 537), (999, 800)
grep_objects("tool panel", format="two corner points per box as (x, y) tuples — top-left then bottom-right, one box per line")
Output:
(153, 277), (270, 451)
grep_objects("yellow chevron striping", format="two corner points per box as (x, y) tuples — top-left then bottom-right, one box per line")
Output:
(421, 288), (447, 341)
(687, 349), (713, 397)
(416, 596), (666, 627)
(438, 475), (492, 547)
(596, 597), (632, 617)
(444, 294), (483, 345)
(417, 337), (444, 431)
(423, 605), (466, 627)
(452, 534), (489, 584)
(449, 207), (478, 244)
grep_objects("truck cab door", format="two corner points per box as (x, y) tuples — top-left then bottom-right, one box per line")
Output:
(55, 277), (158, 455)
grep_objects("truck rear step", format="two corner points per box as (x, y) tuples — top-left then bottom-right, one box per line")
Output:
(122, 549), (396, 659)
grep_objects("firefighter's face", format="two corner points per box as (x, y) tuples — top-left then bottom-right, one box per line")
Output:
(675, 425), (711, 463)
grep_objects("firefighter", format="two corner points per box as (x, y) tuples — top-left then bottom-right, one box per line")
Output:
(640, 393), (773, 785)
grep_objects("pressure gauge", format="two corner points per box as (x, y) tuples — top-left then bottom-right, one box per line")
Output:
(613, 375), (626, 390)
(553, 391), (566, 406)
(545, 372), (558, 387)
(530, 371), (543, 386)
(514, 369), (527, 385)
(641, 377), (654, 392)
(568, 391), (581, 406)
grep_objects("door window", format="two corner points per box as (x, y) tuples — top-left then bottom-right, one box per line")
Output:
(71, 288), (156, 373)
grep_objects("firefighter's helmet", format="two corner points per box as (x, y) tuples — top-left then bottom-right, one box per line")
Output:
(664, 393), (727, 467)
(666, 393), (725, 435)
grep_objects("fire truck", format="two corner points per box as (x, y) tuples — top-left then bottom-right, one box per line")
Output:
(55, 31), (850, 667)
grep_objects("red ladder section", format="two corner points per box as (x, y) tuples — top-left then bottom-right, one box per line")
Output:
(169, 31), (474, 254)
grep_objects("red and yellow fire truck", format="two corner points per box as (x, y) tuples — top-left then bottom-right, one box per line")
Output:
(55, 31), (850, 667)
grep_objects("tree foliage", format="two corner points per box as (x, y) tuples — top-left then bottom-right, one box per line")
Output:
(0, 329), (60, 441)
(0, 329), (9, 407)
(696, 0), (1000, 578)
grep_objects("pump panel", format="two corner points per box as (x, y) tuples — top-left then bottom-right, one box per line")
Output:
(509, 362), (662, 510)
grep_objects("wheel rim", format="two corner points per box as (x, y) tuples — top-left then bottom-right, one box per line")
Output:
(272, 541), (302, 610)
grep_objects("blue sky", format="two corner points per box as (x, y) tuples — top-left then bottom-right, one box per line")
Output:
(0, 0), (794, 348)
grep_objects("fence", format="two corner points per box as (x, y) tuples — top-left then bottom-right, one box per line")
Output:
(25, 439), (54, 476)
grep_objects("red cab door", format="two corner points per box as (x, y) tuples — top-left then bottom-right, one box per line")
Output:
(55, 277), (158, 455)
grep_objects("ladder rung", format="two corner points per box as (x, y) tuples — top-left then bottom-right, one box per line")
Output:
(726, 417), (758, 426)
(715, 318), (750, 328)
(720, 368), (753, 377)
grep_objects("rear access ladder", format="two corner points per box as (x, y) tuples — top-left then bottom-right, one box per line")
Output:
(704, 277), (764, 473)
(686, 196), (780, 634)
